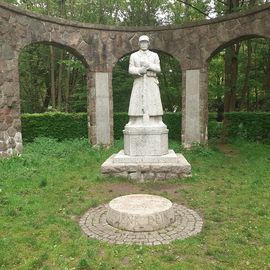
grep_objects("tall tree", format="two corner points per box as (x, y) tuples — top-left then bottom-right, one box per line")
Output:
(49, 45), (56, 109)
(240, 40), (252, 110)
(223, 0), (240, 112)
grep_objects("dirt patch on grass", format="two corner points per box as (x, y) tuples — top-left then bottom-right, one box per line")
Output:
(99, 182), (142, 198)
(144, 182), (189, 204)
(217, 144), (239, 157)
(98, 181), (189, 204)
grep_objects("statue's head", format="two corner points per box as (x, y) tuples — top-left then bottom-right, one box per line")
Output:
(139, 35), (150, 51)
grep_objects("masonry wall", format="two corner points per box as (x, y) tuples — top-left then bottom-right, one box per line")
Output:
(0, 2), (270, 156)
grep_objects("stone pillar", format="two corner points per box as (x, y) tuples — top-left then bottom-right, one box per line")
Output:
(88, 69), (113, 146)
(0, 55), (22, 157)
(182, 68), (208, 147)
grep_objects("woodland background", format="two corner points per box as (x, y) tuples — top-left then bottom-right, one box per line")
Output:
(3, 0), (270, 119)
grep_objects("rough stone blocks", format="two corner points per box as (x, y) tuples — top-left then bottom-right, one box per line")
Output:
(101, 150), (192, 181)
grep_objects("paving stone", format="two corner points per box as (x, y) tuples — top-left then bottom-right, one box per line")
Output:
(79, 203), (203, 245)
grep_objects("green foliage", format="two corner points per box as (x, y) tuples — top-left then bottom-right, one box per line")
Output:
(208, 38), (270, 113)
(21, 112), (222, 142)
(39, 177), (48, 188)
(113, 112), (129, 139)
(78, 259), (91, 270)
(163, 113), (181, 140)
(21, 112), (88, 142)
(21, 112), (270, 143)
(112, 56), (133, 113)
(114, 112), (182, 140)
(160, 0), (210, 24)
(157, 52), (182, 112)
(114, 112), (220, 141)
(224, 112), (270, 142)
(19, 44), (50, 113)
(19, 44), (87, 113)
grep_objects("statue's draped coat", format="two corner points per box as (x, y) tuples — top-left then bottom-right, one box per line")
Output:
(128, 50), (163, 116)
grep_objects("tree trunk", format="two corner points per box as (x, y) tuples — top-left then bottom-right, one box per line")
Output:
(64, 65), (71, 112)
(50, 45), (56, 109)
(223, 0), (240, 113)
(224, 43), (240, 112)
(59, 0), (66, 18)
(46, 0), (50, 15)
(227, 0), (240, 13)
(57, 49), (64, 110)
(255, 87), (258, 111)
(68, 68), (79, 106)
(43, 86), (51, 110)
(184, 0), (190, 16)
(240, 40), (252, 110)
(229, 44), (239, 111)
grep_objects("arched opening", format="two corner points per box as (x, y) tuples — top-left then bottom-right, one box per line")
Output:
(112, 51), (182, 140)
(206, 35), (270, 141)
(208, 36), (270, 119)
(18, 42), (88, 141)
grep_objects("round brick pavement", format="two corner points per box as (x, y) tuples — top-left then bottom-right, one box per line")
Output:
(79, 203), (203, 245)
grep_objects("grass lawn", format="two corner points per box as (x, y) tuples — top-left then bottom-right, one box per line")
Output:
(0, 138), (269, 270)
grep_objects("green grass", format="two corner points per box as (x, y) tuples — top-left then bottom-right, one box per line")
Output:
(0, 137), (270, 270)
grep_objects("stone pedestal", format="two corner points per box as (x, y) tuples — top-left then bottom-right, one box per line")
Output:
(124, 125), (168, 156)
(101, 149), (191, 181)
(101, 114), (193, 181)
(106, 194), (175, 232)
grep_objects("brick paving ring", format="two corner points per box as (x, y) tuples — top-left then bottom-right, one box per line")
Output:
(79, 202), (203, 246)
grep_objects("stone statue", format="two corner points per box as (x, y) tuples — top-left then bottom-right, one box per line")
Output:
(127, 35), (164, 126)
(101, 35), (191, 180)
(124, 35), (168, 156)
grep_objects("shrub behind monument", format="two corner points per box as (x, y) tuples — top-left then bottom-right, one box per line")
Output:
(22, 112), (88, 142)
(224, 112), (270, 142)
(21, 112), (270, 142)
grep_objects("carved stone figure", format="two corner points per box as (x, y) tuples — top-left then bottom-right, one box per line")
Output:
(101, 35), (192, 180)
(128, 35), (163, 119)
(124, 35), (168, 156)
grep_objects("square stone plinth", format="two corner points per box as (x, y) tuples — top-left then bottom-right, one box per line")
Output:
(101, 150), (191, 181)
(124, 125), (168, 156)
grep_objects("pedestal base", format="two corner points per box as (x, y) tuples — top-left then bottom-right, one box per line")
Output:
(124, 125), (168, 156)
(106, 194), (175, 232)
(101, 149), (192, 181)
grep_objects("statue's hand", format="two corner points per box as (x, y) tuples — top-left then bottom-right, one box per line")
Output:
(141, 61), (150, 68)
(138, 67), (147, 75)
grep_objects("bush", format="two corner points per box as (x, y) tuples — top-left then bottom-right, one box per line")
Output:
(21, 112), (88, 142)
(21, 112), (220, 142)
(113, 112), (182, 140)
(162, 112), (219, 140)
(224, 112), (270, 142)
(113, 112), (129, 139)
(163, 112), (181, 140)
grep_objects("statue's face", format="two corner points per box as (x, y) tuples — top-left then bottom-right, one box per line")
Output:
(139, 41), (149, 51)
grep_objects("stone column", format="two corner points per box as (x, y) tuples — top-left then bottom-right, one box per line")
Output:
(88, 69), (113, 146)
(182, 67), (208, 147)
(0, 53), (22, 157)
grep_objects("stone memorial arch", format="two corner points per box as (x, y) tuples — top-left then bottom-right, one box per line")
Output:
(0, 2), (270, 157)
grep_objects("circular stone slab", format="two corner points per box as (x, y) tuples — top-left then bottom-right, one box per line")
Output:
(106, 194), (175, 232)
(79, 203), (203, 246)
